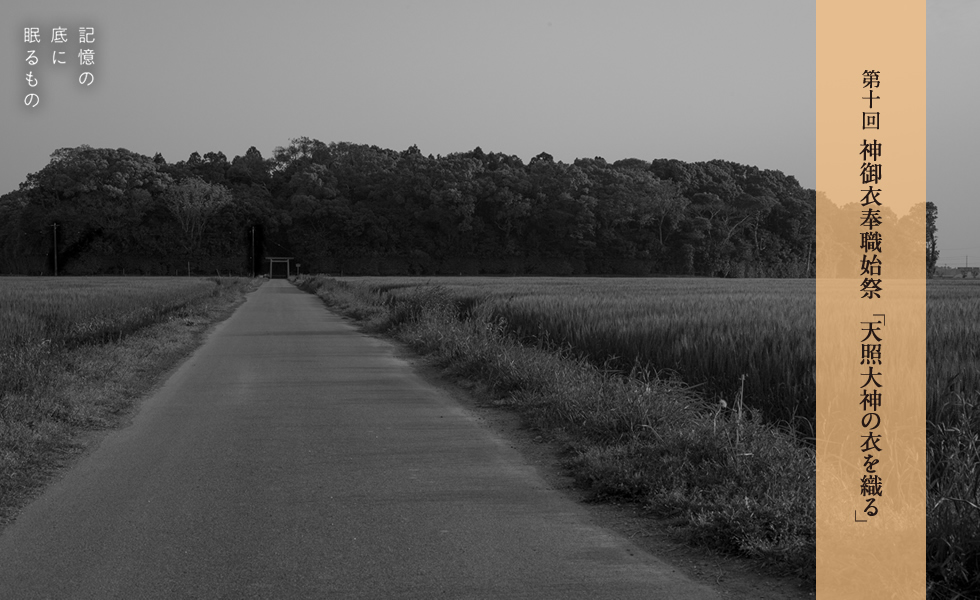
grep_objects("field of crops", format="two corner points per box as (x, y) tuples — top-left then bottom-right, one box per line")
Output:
(344, 276), (817, 432)
(924, 278), (980, 593)
(0, 276), (233, 397)
(4, 274), (972, 592)
(338, 274), (979, 594)
(0, 275), (256, 527)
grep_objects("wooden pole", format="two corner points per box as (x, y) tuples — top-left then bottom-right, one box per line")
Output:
(52, 223), (58, 276)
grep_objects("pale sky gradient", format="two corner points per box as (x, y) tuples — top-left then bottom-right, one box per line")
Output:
(2, 2), (814, 184)
(0, 2), (974, 264)
(927, 0), (979, 267)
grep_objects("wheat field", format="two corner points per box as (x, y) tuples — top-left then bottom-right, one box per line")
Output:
(346, 276), (816, 431)
(0, 276), (229, 396)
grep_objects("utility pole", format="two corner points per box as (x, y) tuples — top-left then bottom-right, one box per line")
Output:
(51, 223), (58, 276)
(251, 226), (255, 277)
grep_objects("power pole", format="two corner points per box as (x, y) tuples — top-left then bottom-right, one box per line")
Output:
(52, 223), (58, 276)
(251, 226), (255, 277)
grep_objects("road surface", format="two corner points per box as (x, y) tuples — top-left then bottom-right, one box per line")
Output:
(0, 279), (724, 599)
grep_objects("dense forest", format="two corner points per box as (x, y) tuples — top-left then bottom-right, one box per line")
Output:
(0, 139), (819, 277)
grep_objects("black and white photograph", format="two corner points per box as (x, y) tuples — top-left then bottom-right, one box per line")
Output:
(0, 1), (973, 598)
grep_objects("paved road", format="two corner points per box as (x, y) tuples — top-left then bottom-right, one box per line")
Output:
(0, 280), (723, 599)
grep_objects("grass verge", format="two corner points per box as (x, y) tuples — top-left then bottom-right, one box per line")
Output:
(296, 275), (816, 582)
(0, 277), (261, 527)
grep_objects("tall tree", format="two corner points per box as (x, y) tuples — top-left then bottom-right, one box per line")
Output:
(926, 201), (939, 276)
(163, 177), (233, 258)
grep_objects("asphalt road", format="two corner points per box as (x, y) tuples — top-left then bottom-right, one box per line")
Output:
(0, 279), (723, 599)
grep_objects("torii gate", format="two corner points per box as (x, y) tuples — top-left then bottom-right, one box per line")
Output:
(265, 257), (294, 278)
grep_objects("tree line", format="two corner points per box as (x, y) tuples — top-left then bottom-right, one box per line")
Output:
(0, 139), (821, 276)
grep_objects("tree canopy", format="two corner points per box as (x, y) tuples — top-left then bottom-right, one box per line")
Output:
(0, 140), (819, 276)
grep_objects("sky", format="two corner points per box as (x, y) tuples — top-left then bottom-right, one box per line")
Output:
(0, 1), (974, 265)
(927, 0), (980, 267)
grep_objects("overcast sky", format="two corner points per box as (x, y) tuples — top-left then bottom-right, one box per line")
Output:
(0, 1), (974, 265)
(927, 0), (979, 267)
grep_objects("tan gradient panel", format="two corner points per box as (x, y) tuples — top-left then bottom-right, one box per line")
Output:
(816, 1), (925, 598)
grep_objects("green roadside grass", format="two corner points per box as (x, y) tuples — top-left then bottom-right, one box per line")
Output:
(296, 275), (816, 582)
(0, 277), (262, 527)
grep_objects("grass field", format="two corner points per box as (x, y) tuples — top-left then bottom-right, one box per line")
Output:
(1, 277), (225, 392)
(925, 279), (980, 597)
(300, 274), (818, 579)
(341, 276), (816, 433)
(2, 274), (975, 595)
(0, 276), (257, 525)
(317, 275), (978, 596)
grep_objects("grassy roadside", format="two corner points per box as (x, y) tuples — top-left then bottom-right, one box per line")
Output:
(0, 277), (262, 526)
(296, 275), (816, 582)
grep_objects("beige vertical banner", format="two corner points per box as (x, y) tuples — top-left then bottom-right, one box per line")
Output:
(816, 1), (926, 598)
